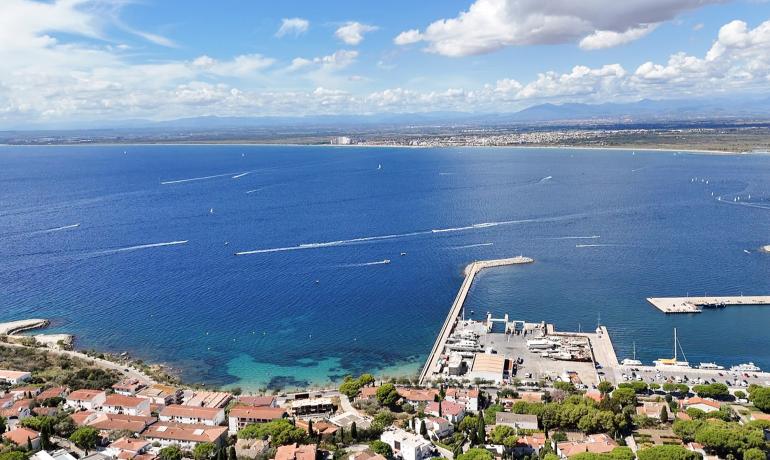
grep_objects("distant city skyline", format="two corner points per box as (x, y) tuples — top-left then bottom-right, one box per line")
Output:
(1, 0), (769, 126)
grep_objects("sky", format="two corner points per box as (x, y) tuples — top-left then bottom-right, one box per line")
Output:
(0, 0), (769, 126)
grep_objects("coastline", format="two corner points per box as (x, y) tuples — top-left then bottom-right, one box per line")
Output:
(0, 142), (760, 156)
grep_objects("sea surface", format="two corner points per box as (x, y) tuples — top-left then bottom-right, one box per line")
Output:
(1, 145), (769, 390)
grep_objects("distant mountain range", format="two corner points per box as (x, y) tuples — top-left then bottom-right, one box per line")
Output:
(4, 97), (770, 132)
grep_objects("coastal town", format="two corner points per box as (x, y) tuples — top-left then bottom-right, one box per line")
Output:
(3, 259), (770, 460)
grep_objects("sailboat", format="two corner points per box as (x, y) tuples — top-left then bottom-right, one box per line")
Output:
(654, 328), (690, 368)
(621, 342), (643, 366)
(377, 164), (382, 170)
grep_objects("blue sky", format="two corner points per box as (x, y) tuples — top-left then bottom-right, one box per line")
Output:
(0, 0), (769, 125)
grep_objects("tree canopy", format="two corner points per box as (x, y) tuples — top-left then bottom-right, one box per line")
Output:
(636, 445), (702, 460)
(237, 419), (308, 446)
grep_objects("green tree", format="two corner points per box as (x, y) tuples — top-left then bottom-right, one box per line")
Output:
(237, 419), (308, 446)
(376, 384), (400, 408)
(339, 376), (362, 399)
(692, 383), (730, 400)
(611, 387), (637, 408)
(660, 405), (669, 424)
(476, 410), (486, 444)
(70, 426), (99, 453)
(598, 381), (614, 396)
(0, 416), (6, 434)
(159, 445), (183, 460)
(351, 422), (357, 440)
(193, 442), (216, 460)
(456, 448), (493, 460)
(743, 448), (765, 460)
(419, 419), (428, 438)
(0, 453), (27, 460)
(228, 446), (237, 460)
(370, 440), (392, 458)
(750, 387), (770, 413)
(637, 445), (702, 460)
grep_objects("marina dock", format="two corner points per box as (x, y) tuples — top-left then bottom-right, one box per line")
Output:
(647, 295), (770, 313)
(418, 256), (534, 384)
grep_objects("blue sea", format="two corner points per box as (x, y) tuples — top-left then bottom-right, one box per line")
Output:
(1, 145), (769, 390)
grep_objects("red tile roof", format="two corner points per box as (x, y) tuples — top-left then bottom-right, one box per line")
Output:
(229, 405), (286, 420)
(104, 394), (146, 408)
(275, 443), (317, 460)
(3, 427), (40, 446)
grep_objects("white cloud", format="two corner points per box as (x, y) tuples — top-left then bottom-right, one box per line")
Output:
(394, 29), (423, 45)
(192, 54), (275, 77)
(579, 24), (658, 50)
(314, 50), (359, 69)
(394, 0), (723, 56)
(335, 22), (378, 45)
(275, 17), (309, 37)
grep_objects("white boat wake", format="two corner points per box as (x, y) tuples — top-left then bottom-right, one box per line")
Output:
(337, 260), (391, 267)
(92, 240), (189, 255)
(33, 223), (80, 235)
(232, 172), (250, 179)
(575, 243), (620, 248)
(539, 175), (553, 183)
(547, 235), (600, 240)
(235, 211), (592, 256)
(245, 188), (263, 194)
(447, 243), (494, 249)
(161, 172), (248, 185)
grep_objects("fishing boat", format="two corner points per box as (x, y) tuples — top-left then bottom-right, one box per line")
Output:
(621, 342), (643, 366)
(730, 362), (761, 372)
(654, 328), (690, 368)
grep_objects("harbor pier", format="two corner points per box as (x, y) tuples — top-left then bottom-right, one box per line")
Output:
(418, 256), (534, 384)
(647, 295), (770, 313)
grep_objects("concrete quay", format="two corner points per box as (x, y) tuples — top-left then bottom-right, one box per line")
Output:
(418, 256), (534, 384)
(647, 295), (770, 313)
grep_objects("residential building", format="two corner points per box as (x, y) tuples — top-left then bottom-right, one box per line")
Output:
(422, 417), (453, 438)
(289, 397), (335, 417)
(183, 391), (232, 409)
(349, 452), (386, 460)
(425, 400), (465, 424)
(142, 423), (228, 449)
(495, 412), (539, 431)
(358, 387), (379, 401)
(296, 419), (338, 439)
(3, 427), (41, 450)
(397, 388), (438, 407)
(556, 434), (617, 458)
(66, 389), (107, 411)
(87, 413), (157, 435)
(1, 399), (34, 420)
(237, 396), (276, 407)
(0, 370), (32, 385)
(636, 402), (670, 420)
(30, 449), (77, 460)
(275, 443), (317, 460)
(444, 388), (479, 412)
(513, 434), (547, 457)
(680, 397), (721, 413)
(112, 379), (147, 396)
(136, 384), (181, 406)
(9, 386), (41, 400)
(36, 387), (69, 402)
(380, 429), (433, 460)
(102, 394), (151, 416)
(228, 406), (286, 434)
(106, 437), (151, 459)
(159, 405), (225, 426)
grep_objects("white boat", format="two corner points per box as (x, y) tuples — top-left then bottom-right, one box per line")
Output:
(377, 164), (382, 170)
(400, 252), (407, 256)
(382, 259), (391, 264)
(654, 328), (691, 368)
(622, 342), (643, 366)
(527, 338), (555, 350)
(698, 362), (725, 370)
(730, 362), (761, 372)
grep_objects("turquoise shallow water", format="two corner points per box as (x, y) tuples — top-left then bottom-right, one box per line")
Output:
(1, 145), (769, 390)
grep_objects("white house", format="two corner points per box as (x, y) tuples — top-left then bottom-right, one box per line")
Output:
(228, 406), (286, 434)
(380, 429), (433, 460)
(159, 405), (225, 426)
(102, 394), (151, 416)
(66, 390), (107, 411)
(31, 449), (77, 460)
(421, 417), (453, 439)
(444, 388), (479, 413)
(142, 423), (228, 450)
(425, 400), (466, 424)
(0, 370), (32, 385)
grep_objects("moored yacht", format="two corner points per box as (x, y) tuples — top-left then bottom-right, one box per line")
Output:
(654, 328), (691, 368)
(698, 362), (724, 370)
(730, 362), (761, 372)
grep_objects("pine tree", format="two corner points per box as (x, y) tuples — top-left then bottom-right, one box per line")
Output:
(338, 427), (345, 444)
(477, 410), (486, 445)
(307, 419), (314, 438)
(438, 401), (442, 418)
(350, 422), (357, 440)
(419, 420), (427, 438)
(659, 405), (669, 423)
(228, 446), (236, 460)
